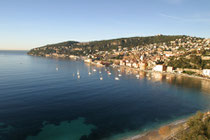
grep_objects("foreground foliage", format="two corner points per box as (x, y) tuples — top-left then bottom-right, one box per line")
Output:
(179, 112), (210, 140)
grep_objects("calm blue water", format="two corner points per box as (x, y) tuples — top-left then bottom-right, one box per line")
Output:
(0, 51), (210, 140)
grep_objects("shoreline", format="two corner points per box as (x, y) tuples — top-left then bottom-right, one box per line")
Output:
(111, 65), (210, 82)
(123, 118), (187, 140)
(28, 54), (210, 82)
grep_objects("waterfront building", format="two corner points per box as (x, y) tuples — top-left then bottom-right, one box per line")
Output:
(203, 69), (210, 77)
(167, 67), (174, 73)
(153, 65), (166, 72)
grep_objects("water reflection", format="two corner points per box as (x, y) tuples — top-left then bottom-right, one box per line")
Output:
(111, 67), (210, 94)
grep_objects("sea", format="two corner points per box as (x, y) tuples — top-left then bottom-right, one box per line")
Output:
(0, 50), (210, 140)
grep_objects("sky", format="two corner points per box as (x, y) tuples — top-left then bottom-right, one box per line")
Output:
(0, 0), (210, 50)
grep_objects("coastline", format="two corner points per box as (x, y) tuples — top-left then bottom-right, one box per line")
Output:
(27, 54), (210, 140)
(31, 54), (210, 82)
(111, 65), (210, 82)
(123, 119), (186, 140)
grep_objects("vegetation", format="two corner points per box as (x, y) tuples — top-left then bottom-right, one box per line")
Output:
(168, 55), (210, 69)
(183, 71), (196, 75)
(28, 35), (189, 56)
(179, 112), (210, 140)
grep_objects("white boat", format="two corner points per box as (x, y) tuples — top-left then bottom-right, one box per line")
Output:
(99, 71), (102, 74)
(100, 77), (103, 80)
(77, 75), (80, 79)
(118, 74), (122, 77)
(77, 71), (80, 75)
(93, 69), (96, 72)
(56, 67), (59, 71)
(118, 69), (120, 72)
(88, 72), (91, 75)
(115, 77), (120, 80)
(108, 72), (111, 75)
(136, 75), (140, 78)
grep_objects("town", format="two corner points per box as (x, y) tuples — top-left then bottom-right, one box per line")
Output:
(28, 35), (210, 78)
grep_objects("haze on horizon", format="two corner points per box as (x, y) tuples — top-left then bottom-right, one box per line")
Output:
(0, 0), (210, 50)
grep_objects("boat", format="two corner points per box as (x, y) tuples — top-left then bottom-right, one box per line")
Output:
(115, 77), (120, 80)
(56, 67), (59, 71)
(77, 71), (80, 75)
(99, 71), (102, 74)
(100, 77), (103, 80)
(118, 69), (120, 72)
(93, 69), (96, 72)
(136, 75), (140, 78)
(108, 72), (111, 75)
(88, 72), (91, 75)
(78, 75), (80, 79)
(118, 74), (122, 77)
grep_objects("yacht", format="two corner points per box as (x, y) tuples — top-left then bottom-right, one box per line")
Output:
(88, 72), (91, 75)
(115, 77), (120, 80)
(118, 74), (122, 77)
(77, 75), (80, 79)
(93, 69), (96, 72)
(100, 77), (103, 80)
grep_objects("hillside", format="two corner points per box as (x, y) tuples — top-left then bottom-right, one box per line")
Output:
(28, 35), (196, 56)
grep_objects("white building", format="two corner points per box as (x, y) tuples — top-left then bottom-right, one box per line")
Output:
(167, 67), (174, 73)
(133, 63), (139, 68)
(153, 65), (166, 72)
(203, 69), (210, 77)
(126, 62), (132, 67)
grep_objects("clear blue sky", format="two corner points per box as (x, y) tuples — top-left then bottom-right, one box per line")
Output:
(0, 0), (210, 50)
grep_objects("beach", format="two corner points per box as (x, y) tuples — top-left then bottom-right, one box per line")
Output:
(124, 119), (186, 140)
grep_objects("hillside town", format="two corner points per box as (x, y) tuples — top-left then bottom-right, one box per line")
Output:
(28, 35), (210, 78)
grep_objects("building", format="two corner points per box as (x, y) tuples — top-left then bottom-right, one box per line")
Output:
(126, 62), (132, 67)
(167, 66), (174, 73)
(139, 63), (147, 70)
(133, 62), (139, 68)
(153, 65), (166, 72)
(120, 60), (126, 66)
(203, 69), (210, 77)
